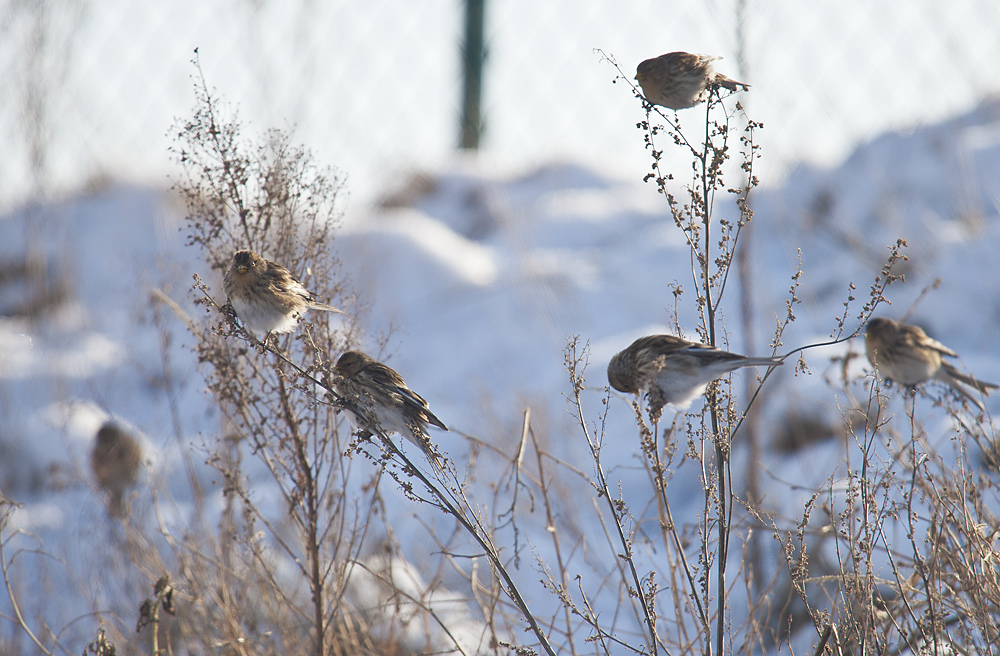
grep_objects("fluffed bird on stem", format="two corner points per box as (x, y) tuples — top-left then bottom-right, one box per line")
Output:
(608, 334), (783, 419)
(334, 350), (448, 467)
(635, 51), (749, 111)
(223, 249), (344, 339)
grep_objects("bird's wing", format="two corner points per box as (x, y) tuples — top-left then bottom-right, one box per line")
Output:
(396, 385), (448, 431)
(365, 362), (448, 431)
(632, 334), (703, 356)
(668, 52), (719, 74)
(654, 337), (747, 365)
(899, 325), (959, 358)
(632, 334), (745, 371)
(672, 52), (708, 74)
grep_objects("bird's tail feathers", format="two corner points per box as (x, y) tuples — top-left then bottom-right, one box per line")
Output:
(423, 409), (449, 432)
(715, 74), (750, 92)
(940, 363), (998, 394)
(311, 303), (346, 315)
(938, 364), (995, 411)
(401, 428), (446, 471)
(740, 356), (784, 368)
(940, 377), (986, 412)
(107, 492), (126, 518)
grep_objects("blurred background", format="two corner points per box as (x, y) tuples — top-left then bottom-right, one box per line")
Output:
(3, 2), (1000, 652)
(3, 0), (999, 212)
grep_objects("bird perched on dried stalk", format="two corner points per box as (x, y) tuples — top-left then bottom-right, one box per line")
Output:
(334, 350), (448, 466)
(608, 334), (783, 418)
(91, 422), (142, 517)
(635, 51), (749, 110)
(865, 317), (996, 411)
(223, 249), (344, 338)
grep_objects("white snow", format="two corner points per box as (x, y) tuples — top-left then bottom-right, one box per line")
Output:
(2, 99), (1000, 653)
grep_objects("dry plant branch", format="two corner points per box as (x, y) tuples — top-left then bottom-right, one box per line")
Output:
(0, 501), (55, 656)
(198, 282), (559, 654)
(564, 338), (667, 656)
(594, 43), (928, 656)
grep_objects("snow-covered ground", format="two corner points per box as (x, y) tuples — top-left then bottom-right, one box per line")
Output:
(2, 99), (999, 653)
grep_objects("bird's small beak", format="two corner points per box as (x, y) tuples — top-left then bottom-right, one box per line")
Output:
(237, 265), (248, 274)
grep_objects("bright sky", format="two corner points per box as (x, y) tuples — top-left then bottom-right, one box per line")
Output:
(2, 0), (999, 210)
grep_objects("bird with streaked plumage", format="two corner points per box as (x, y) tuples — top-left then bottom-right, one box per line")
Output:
(223, 249), (344, 338)
(607, 334), (783, 418)
(865, 317), (996, 411)
(635, 52), (749, 110)
(334, 350), (448, 466)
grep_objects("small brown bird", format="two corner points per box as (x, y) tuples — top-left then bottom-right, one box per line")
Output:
(334, 350), (448, 465)
(608, 334), (783, 417)
(635, 52), (749, 110)
(91, 422), (142, 517)
(223, 249), (344, 337)
(865, 317), (997, 411)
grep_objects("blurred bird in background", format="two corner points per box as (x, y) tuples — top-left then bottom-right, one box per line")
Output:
(91, 422), (142, 517)
(865, 317), (996, 411)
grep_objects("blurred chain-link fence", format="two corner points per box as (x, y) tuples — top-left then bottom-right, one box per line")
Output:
(2, 0), (999, 211)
